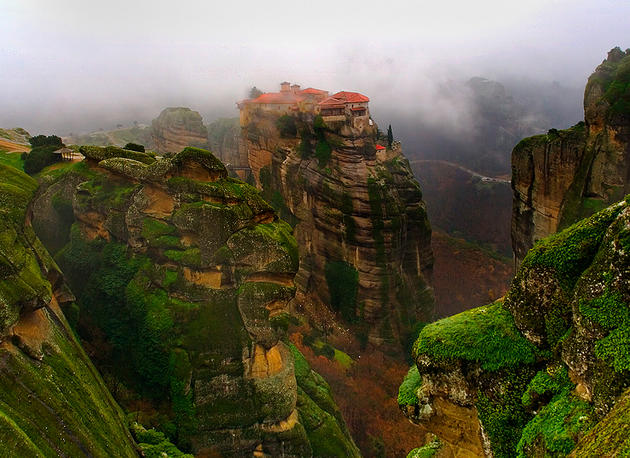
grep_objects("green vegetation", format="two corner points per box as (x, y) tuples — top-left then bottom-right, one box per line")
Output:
(131, 423), (193, 457)
(315, 139), (332, 167)
(413, 302), (538, 371)
(522, 203), (623, 290)
(522, 366), (572, 407)
(164, 247), (202, 266)
(601, 52), (630, 116)
(171, 146), (226, 174)
(124, 142), (145, 152)
(276, 114), (298, 137)
(80, 144), (156, 165)
(387, 124), (393, 148)
(249, 86), (263, 98)
(23, 134), (63, 174)
(325, 261), (359, 322)
(570, 388), (630, 456)
(404, 198), (630, 458)
(0, 149), (25, 171)
(579, 288), (630, 372)
(406, 436), (442, 458)
(517, 368), (594, 457)
(0, 164), (137, 457)
(141, 217), (181, 249)
(476, 369), (535, 458)
(57, 228), (205, 446)
(301, 332), (354, 368)
(289, 344), (361, 457)
(0, 164), (45, 331)
(398, 365), (422, 405)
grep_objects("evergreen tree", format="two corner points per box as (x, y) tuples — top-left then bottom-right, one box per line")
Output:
(387, 124), (393, 148)
(249, 86), (263, 99)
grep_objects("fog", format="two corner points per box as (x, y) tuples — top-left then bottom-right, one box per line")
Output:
(1, 0), (629, 147)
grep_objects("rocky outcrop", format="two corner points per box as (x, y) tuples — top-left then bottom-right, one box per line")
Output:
(401, 196), (630, 457)
(512, 47), (630, 264)
(32, 146), (358, 456)
(242, 111), (433, 349)
(0, 164), (138, 457)
(151, 107), (208, 155)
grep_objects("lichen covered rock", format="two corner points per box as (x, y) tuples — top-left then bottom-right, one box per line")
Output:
(0, 164), (138, 457)
(32, 146), (357, 456)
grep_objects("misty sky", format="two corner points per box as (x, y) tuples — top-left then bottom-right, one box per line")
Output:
(1, 0), (629, 135)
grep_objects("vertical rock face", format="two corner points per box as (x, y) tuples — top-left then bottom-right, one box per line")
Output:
(151, 107), (209, 155)
(400, 197), (630, 457)
(31, 146), (358, 456)
(242, 110), (433, 348)
(512, 47), (630, 264)
(0, 164), (138, 457)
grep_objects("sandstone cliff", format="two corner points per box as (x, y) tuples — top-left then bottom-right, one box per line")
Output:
(151, 107), (208, 155)
(242, 111), (434, 348)
(32, 145), (358, 456)
(512, 47), (630, 264)
(0, 164), (138, 457)
(400, 196), (630, 457)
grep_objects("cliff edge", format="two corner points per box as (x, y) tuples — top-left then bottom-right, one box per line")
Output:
(240, 86), (434, 349)
(0, 164), (138, 457)
(400, 196), (630, 457)
(512, 47), (630, 264)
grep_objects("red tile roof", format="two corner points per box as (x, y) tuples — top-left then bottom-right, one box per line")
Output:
(246, 86), (368, 107)
(375, 145), (386, 150)
(300, 87), (328, 95)
(319, 97), (346, 108)
(250, 92), (300, 104)
(331, 91), (369, 103)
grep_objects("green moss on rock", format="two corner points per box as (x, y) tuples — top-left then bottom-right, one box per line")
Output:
(0, 165), (137, 457)
(406, 436), (442, 458)
(171, 147), (227, 176)
(289, 344), (361, 457)
(398, 365), (422, 406)
(570, 387), (630, 456)
(413, 301), (538, 371)
(80, 144), (156, 164)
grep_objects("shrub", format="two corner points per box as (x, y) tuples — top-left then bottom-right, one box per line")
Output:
(325, 261), (359, 322)
(124, 142), (145, 152)
(276, 115), (297, 138)
(23, 145), (60, 174)
(28, 134), (62, 148)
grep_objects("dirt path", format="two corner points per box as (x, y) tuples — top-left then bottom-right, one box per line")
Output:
(0, 139), (29, 153)
(408, 159), (511, 184)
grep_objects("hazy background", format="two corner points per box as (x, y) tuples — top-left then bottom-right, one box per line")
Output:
(1, 0), (629, 155)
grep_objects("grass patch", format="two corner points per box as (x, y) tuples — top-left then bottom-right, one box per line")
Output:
(0, 150), (24, 171)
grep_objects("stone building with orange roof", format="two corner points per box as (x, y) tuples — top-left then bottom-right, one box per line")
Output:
(237, 82), (371, 130)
